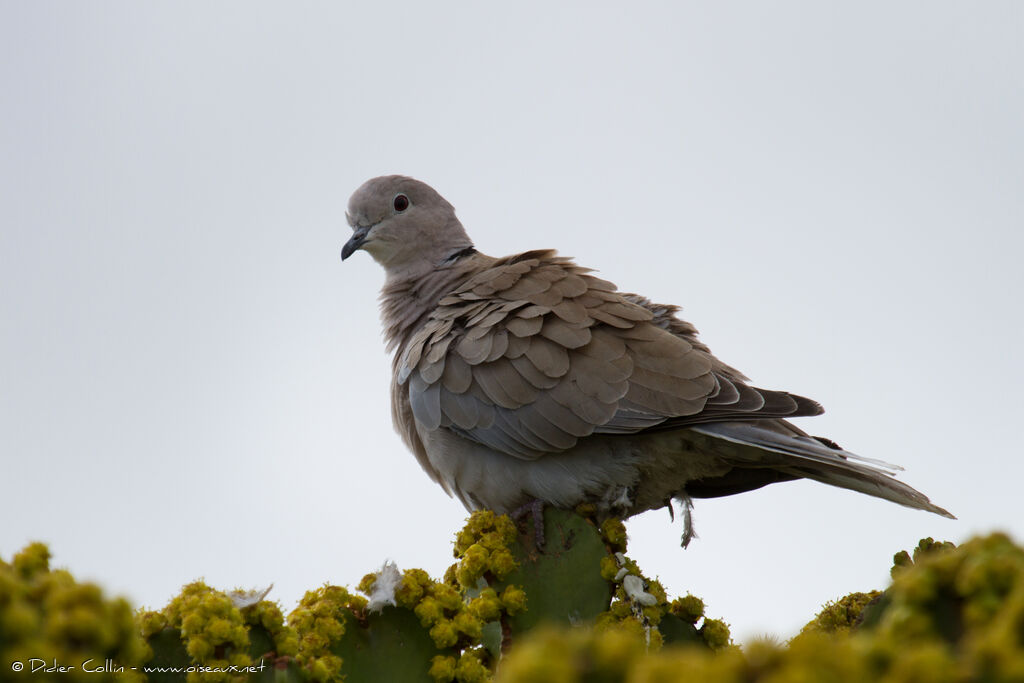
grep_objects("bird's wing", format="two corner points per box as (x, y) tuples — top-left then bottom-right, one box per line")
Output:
(399, 250), (821, 460)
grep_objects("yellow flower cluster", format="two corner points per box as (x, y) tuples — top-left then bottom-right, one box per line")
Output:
(866, 533), (1024, 676)
(287, 585), (366, 682)
(429, 648), (490, 683)
(593, 517), (731, 653)
(600, 518), (628, 553)
(890, 536), (957, 579)
(494, 624), (652, 683)
(452, 510), (520, 587)
(800, 591), (883, 636)
(243, 599), (299, 658)
(596, 575), (669, 648)
(414, 510), (530, 681)
(414, 581), (475, 648)
(698, 618), (732, 651)
(281, 512), (529, 683)
(0, 543), (147, 683)
(498, 533), (1024, 682)
(467, 585), (527, 622)
(668, 594), (705, 625)
(40, 513), (1024, 682)
(151, 581), (252, 683)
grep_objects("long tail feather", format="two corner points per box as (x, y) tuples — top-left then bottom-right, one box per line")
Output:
(692, 421), (955, 519)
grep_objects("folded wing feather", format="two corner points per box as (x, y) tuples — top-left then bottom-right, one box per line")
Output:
(399, 251), (824, 460)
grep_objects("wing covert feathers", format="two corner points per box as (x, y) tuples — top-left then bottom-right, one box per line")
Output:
(400, 251), (822, 459)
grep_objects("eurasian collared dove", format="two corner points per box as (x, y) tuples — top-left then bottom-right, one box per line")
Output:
(341, 175), (953, 544)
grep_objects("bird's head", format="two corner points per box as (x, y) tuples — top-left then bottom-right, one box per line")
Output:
(342, 175), (474, 278)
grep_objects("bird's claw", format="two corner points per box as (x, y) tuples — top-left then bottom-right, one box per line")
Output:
(511, 499), (546, 552)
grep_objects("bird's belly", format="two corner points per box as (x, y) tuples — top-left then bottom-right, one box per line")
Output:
(417, 425), (733, 516)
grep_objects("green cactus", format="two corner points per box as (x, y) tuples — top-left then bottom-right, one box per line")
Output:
(491, 507), (612, 634)
(0, 510), (725, 682)
(450, 507), (713, 655)
(9, 517), (1024, 682)
(857, 532), (1024, 676)
(331, 605), (443, 683)
(139, 581), (300, 682)
(497, 532), (1024, 682)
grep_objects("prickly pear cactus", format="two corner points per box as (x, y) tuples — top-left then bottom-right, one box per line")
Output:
(7, 518), (1024, 682)
(445, 507), (719, 661)
(131, 507), (692, 682)
(138, 581), (299, 682)
(0, 543), (147, 683)
(490, 507), (612, 635)
(496, 532), (1024, 682)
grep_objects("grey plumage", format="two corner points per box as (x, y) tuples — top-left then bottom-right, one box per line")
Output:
(342, 175), (953, 540)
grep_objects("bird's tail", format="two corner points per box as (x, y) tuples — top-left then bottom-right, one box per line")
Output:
(692, 421), (955, 519)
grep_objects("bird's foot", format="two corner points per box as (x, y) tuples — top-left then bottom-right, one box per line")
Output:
(511, 499), (546, 552)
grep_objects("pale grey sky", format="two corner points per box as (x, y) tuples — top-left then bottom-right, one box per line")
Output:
(1, 2), (1021, 642)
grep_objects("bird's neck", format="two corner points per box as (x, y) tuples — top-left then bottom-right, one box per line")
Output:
(378, 252), (489, 356)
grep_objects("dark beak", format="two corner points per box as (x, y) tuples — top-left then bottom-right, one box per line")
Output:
(341, 225), (370, 261)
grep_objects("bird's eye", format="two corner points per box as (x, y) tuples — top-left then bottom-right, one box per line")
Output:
(393, 194), (410, 212)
